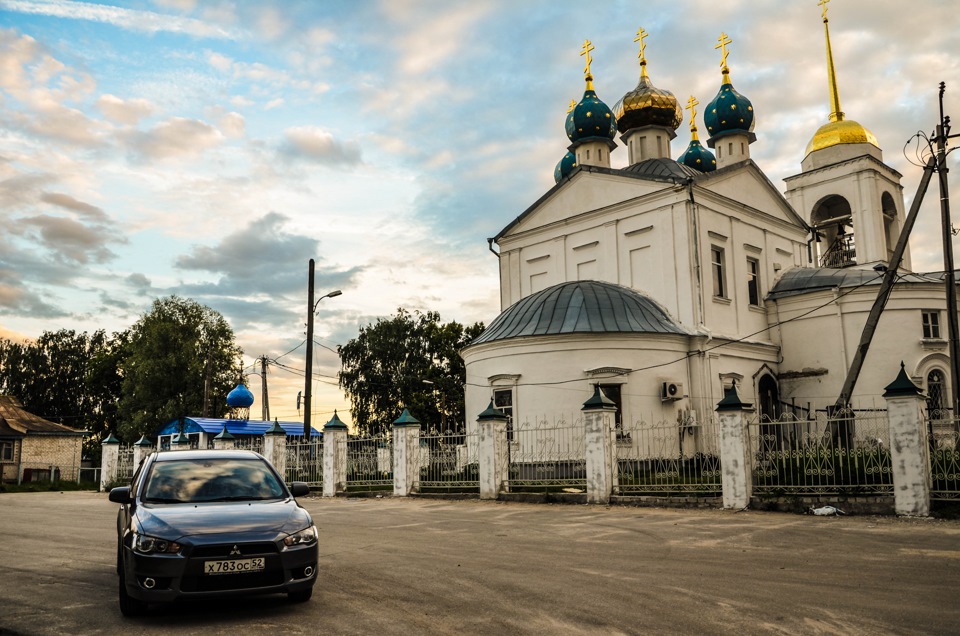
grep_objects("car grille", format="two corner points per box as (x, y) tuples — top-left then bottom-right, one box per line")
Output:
(190, 542), (278, 558)
(181, 569), (284, 593)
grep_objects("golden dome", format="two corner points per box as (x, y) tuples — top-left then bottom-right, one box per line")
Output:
(804, 119), (879, 156)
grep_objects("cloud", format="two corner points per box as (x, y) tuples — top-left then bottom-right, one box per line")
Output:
(174, 212), (364, 299)
(0, 267), (69, 318)
(14, 214), (122, 264)
(126, 272), (152, 293)
(96, 94), (155, 125)
(218, 111), (246, 138)
(264, 98), (284, 111)
(126, 117), (224, 160)
(279, 126), (362, 167)
(40, 192), (107, 221)
(3, 0), (240, 39)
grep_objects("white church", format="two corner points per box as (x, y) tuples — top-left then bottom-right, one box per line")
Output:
(462, 13), (953, 438)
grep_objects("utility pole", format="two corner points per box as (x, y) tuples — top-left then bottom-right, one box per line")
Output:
(936, 82), (960, 419)
(260, 355), (270, 422)
(303, 257), (342, 438)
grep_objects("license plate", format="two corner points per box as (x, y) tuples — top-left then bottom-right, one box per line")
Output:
(204, 558), (265, 575)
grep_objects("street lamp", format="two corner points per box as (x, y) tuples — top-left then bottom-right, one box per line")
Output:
(304, 257), (341, 438)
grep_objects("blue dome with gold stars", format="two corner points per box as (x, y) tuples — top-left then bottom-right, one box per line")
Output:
(566, 88), (617, 143)
(554, 151), (578, 182)
(704, 81), (754, 138)
(679, 139), (716, 172)
(226, 383), (254, 408)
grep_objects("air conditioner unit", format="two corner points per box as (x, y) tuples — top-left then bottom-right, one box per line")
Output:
(661, 381), (684, 401)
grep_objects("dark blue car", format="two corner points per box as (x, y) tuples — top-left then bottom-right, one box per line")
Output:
(109, 449), (318, 616)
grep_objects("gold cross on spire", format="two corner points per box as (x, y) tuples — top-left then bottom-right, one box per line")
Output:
(716, 32), (732, 72)
(686, 95), (700, 136)
(635, 27), (649, 78)
(818, 0), (830, 22)
(580, 39), (595, 77)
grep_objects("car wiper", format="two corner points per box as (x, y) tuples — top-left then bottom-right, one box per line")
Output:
(143, 497), (187, 504)
(204, 496), (266, 502)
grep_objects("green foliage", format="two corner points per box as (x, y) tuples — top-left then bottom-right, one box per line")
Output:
(118, 296), (242, 441)
(338, 309), (484, 436)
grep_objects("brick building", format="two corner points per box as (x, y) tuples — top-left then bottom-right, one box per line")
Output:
(0, 396), (86, 483)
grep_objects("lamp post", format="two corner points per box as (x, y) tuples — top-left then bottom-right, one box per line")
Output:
(304, 257), (342, 439)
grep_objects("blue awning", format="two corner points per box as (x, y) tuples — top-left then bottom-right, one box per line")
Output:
(157, 417), (323, 438)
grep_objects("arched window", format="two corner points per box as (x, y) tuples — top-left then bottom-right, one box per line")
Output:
(926, 369), (948, 420)
(882, 192), (899, 262)
(812, 195), (855, 267)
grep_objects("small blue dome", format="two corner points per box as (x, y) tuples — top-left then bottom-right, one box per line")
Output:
(554, 151), (578, 182)
(704, 78), (754, 139)
(226, 383), (254, 408)
(566, 88), (617, 143)
(679, 139), (716, 172)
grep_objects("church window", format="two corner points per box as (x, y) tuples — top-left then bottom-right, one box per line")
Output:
(594, 384), (623, 436)
(1, 441), (12, 461)
(711, 247), (727, 298)
(493, 388), (514, 442)
(922, 311), (941, 339)
(927, 369), (948, 420)
(746, 257), (761, 306)
(728, 142), (733, 156)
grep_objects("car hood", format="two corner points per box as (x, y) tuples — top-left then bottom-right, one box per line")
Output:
(134, 499), (311, 540)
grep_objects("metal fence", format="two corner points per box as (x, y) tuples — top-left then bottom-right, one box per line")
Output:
(414, 430), (479, 492)
(285, 439), (324, 487)
(615, 416), (722, 496)
(749, 411), (893, 496)
(506, 415), (586, 491)
(234, 436), (264, 455)
(927, 416), (960, 501)
(346, 434), (393, 491)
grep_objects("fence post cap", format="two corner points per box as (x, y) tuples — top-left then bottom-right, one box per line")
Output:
(102, 433), (121, 445)
(716, 380), (752, 412)
(392, 408), (420, 427)
(883, 361), (924, 398)
(582, 385), (616, 410)
(478, 401), (507, 421)
(266, 419), (286, 435)
(324, 410), (349, 430)
(214, 425), (236, 440)
(172, 432), (191, 445)
(134, 434), (153, 447)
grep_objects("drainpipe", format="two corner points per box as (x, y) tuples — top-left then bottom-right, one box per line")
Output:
(487, 238), (500, 258)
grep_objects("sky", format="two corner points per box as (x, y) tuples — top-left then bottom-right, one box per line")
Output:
(2, 0), (960, 428)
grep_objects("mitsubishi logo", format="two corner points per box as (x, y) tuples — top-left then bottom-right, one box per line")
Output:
(230, 545), (241, 556)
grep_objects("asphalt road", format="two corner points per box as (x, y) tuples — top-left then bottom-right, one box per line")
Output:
(1, 492), (959, 635)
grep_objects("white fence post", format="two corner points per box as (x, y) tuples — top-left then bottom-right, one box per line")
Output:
(323, 412), (348, 497)
(264, 420), (287, 477)
(477, 402), (508, 500)
(100, 434), (121, 492)
(883, 363), (930, 516)
(716, 381), (753, 510)
(392, 409), (421, 496)
(133, 435), (153, 469)
(582, 387), (617, 504)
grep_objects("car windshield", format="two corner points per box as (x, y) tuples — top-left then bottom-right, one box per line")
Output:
(142, 457), (287, 504)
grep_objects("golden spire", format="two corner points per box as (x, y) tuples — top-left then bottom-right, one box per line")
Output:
(716, 32), (732, 84)
(580, 39), (595, 91)
(819, 0), (845, 122)
(634, 27), (649, 79)
(686, 95), (700, 140)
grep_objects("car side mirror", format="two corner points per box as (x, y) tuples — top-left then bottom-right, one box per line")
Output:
(289, 482), (310, 497)
(108, 486), (132, 504)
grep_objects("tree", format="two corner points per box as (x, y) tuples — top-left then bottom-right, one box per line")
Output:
(117, 296), (242, 441)
(0, 329), (126, 457)
(338, 309), (484, 436)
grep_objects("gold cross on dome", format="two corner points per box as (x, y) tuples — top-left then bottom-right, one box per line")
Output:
(818, 0), (830, 21)
(567, 99), (576, 114)
(686, 95), (699, 121)
(715, 32), (732, 70)
(634, 27), (648, 63)
(580, 39), (595, 76)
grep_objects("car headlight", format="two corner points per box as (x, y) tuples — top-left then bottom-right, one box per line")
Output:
(283, 525), (318, 547)
(133, 531), (182, 555)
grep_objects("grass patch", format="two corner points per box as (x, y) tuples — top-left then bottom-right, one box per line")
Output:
(0, 480), (99, 494)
